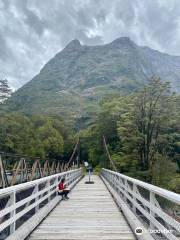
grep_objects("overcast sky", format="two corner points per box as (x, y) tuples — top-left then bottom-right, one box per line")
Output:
(0, 0), (180, 89)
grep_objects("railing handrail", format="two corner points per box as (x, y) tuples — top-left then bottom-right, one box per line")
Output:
(102, 168), (180, 204)
(101, 168), (180, 240)
(0, 168), (82, 240)
(0, 169), (79, 195)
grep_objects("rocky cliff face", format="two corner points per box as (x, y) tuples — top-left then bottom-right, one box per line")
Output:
(6, 37), (180, 126)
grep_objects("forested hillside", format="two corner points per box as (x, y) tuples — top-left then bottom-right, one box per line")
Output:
(0, 114), (76, 159)
(1, 78), (179, 192)
(6, 37), (180, 127)
(0, 81), (76, 162)
(80, 78), (180, 192)
(1, 38), (180, 193)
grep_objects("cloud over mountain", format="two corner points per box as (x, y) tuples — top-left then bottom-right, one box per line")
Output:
(0, 0), (180, 89)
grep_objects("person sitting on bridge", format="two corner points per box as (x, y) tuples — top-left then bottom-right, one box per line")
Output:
(58, 178), (70, 200)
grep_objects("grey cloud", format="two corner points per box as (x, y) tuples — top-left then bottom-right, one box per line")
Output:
(113, 0), (136, 26)
(23, 8), (45, 36)
(133, 0), (180, 52)
(0, 34), (9, 60)
(0, 0), (180, 89)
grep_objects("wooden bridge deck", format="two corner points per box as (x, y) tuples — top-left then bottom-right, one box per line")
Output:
(28, 175), (136, 240)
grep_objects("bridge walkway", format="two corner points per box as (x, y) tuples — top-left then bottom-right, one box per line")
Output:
(28, 175), (136, 240)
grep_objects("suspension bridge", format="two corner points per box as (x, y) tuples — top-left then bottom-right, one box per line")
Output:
(0, 137), (179, 240)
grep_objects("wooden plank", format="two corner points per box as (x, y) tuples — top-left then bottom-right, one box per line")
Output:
(28, 175), (136, 240)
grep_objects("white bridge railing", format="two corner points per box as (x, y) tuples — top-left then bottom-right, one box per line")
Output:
(0, 168), (82, 240)
(101, 168), (180, 240)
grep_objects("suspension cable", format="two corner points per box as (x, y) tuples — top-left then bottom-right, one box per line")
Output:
(66, 136), (79, 169)
(103, 135), (118, 172)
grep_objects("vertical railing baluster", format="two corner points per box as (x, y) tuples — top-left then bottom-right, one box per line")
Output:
(55, 175), (59, 196)
(47, 178), (51, 202)
(124, 179), (128, 203)
(132, 183), (137, 214)
(9, 190), (16, 234)
(150, 191), (156, 230)
(35, 184), (39, 213)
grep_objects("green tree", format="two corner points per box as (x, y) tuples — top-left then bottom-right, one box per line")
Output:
(38, 121), (64, 158)
(0, 79), (12, 103)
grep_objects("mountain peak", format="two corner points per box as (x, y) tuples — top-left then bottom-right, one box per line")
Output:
(65, 39), (81, 50)
(110, 37), (135, 47)
(7, 36), (180, 119)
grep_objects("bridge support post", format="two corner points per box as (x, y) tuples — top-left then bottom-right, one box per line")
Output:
(149, 192), (157, 230)
(9, 190), (16, 234)
(77, 139), (80, 168)
(0, 155), (9, 188)
(132, 183), (137, 214)
(47, 179), (51, 202)
(55, 176), (58, 196)
(34, 184), (39, 212)
(124, 179), (128, 203)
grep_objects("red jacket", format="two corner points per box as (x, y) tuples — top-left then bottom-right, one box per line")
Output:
(58, 182), (65, 190)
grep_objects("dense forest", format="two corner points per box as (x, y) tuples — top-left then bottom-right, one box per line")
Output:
(80, 78), (180, 193)
(0, 113), (76, 159)
(0, 78), (180, 192)
(0, 80), (76, 162)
